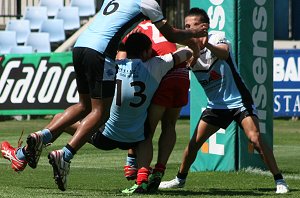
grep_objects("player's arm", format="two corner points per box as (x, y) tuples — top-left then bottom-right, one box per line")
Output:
(154, 20), (208, 44)
(206, 43), (229, 60)
(202, 35), (229, 60)
(172, 47), (193, 66)
(116, 42), (127, 60)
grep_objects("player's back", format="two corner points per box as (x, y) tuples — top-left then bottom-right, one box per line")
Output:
(103, 55), (174, 142)
(74, 0), (164, 59)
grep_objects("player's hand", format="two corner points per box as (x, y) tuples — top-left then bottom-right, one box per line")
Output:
(186, 54), (200, 69)
(193, 23), (209, 37)
(132, 27), (142, 33)
(125, 27), (142, 38)
(199, 35), (208, 49)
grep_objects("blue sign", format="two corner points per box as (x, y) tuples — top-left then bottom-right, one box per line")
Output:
(180, 90), (190, 117)
(273, 49), (300, 117)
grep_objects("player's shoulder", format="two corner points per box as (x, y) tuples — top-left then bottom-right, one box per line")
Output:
(208, 32), (229, 45)
(149, 53), (173, 63)
(140, 0), (160, 7)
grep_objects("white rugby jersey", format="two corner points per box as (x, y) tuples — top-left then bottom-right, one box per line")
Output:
(192, 33), (254, 109)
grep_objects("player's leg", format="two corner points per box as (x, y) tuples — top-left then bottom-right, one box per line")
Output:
(157, 107), (181, 166)
(22, 48), (93, 170)
(122, 103), (165, 182)
(153, 68), (189, 170)
(159, 119), (219, 189)
(48, 48), (116, 191)
(240, 115), (289, 194)
(44, 97), (91, 141)
(48, 96), (113, 191)
(26, 95), (91, 169)
(122, 103), (166, 183)
(122, 109), (165, 195)
(148, 107), (181, 192)
(0, 98), (90, 172)
(122, 134), (154, 194)
(1, 141), (28, 172)
(124, 148), (138, 180)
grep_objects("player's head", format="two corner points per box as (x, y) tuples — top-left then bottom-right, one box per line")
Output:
(125, 32), (152, 61)
(185, 8), (210, 30)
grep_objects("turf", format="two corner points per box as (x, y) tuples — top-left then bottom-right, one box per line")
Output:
(0, 118), (299, 197)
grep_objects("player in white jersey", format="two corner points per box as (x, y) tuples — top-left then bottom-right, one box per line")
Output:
(158, 8), (289, 194)
(0, 0), (208, 191)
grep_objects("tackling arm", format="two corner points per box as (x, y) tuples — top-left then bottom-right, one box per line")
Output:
(172, 47), (193, 66)
(206, 43), (229, 60)
(155, 20), (208, 43)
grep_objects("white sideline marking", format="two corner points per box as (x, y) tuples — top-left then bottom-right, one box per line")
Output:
(244, 167), (300, 180)
(1, 161), (299, 181)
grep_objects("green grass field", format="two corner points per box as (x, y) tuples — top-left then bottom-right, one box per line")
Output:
(0, 118), (299, 198)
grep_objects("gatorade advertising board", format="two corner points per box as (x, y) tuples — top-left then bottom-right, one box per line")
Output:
(0, 52), (78, 115)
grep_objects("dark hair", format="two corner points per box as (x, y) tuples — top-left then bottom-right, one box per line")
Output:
(125, 33), (152, 58)
(187, 7), (210, 24)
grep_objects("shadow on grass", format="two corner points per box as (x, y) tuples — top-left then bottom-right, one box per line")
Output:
(158, 188), (270, 196)
(24, 186), (299, 197)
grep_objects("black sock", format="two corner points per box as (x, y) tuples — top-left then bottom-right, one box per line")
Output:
(128, 153), (137, 158)
(177, 171), (188, 180)
(274, 173), (283, 181)
(22, 147), (27, 156)
(65, 144), (76, 155)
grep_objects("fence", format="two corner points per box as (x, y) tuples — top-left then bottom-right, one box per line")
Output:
(0, 0), (189, 29)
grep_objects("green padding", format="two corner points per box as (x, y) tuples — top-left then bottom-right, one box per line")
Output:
(237, 0), (274, 170)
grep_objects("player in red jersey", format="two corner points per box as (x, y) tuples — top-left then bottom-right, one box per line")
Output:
(119, 20), (190, 192)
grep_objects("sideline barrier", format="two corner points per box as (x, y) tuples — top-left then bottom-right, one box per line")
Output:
(0, 52), (76, 115)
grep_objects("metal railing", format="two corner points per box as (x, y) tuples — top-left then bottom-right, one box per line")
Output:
(0, 0), (189, 29)
(0, 0), (37, 25)
(159, 0), (190, 29)
(0, 0), (72, 27)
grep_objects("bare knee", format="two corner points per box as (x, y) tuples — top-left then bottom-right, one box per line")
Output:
(52, 113), (63, 120)
(248, 131), (262, 150)
(77, 101), (91, 115)
(161, 123), (176, 136)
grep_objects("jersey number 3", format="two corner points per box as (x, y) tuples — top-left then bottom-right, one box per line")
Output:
(116, 79), (146, 108)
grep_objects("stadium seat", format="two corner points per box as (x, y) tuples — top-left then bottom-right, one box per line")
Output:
(39, 19), (66, 43)
(38, 0), (64, 18)
(0, 30), (17, 54)
(70, 0), (96, 18)
(10, 46), (33, 54)
(25, 32), (51, 53)
(55, 7), (80, 31)
(5, 19), (31, 45)
(23, 6), (48, 31)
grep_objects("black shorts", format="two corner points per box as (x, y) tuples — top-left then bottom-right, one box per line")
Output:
(72, 47), (117, 99)
(89, 129), (140, 150)
(201, 105), (258, 129)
